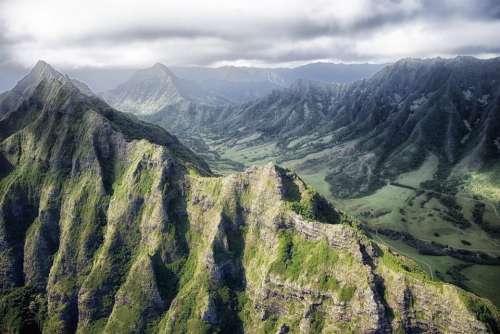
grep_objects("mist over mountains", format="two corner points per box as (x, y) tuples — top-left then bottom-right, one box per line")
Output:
(169, 63), (385, 103)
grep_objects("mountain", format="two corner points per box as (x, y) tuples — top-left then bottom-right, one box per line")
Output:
(275, 62), (387, 84)
(102, 63), (228, 115)
(101, 62), (386, 113)
(0, 62), (385, 99)
(151, 57), (500, 198)
(172, 63), (385, 86)
(171, 65), (287, 84)
(69, 78), (95, 97)
(140, 56), (500, 306)
(1, 61), (498, 333)
(171, 63), (385, 103)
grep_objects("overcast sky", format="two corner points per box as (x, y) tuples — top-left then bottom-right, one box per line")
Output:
(1, 0), (500, 70)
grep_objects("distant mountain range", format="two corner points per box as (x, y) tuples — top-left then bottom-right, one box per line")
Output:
(133, 56), (500, 198)
(124, 56), (500, 307)
(169, 62), (385, 103)
(171, 62), (385, 85)
(3, 61), (497, 333)
(0, 61), (385, 99)
(79, 62), (381, 108)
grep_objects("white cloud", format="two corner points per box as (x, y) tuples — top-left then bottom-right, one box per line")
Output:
(0, 0), (499, 68)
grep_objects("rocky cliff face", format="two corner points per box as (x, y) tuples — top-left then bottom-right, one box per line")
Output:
(0, 62), (498, 333)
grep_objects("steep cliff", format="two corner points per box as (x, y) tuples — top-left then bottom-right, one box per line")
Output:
(0, 62), (498, 333)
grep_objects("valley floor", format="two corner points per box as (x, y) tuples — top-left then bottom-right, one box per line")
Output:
(179, 131), (500, 307)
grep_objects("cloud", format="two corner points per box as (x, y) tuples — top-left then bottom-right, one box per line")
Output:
(0, 0), (499, 68)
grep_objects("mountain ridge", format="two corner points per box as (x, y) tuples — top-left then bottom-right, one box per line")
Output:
(137, 56), (500, 307)
(0, 61), (498, 333)
(101, 62), (386, 111)
(102, 63), (229, 115)
(147, 56), (500, 197)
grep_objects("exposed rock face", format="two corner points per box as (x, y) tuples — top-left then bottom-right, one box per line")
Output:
(0, 62), (499, 333)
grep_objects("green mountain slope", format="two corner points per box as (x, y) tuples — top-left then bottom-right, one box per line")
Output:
(136, 56), (500, 306)
(146, 57), (500, 197)
(0, 62), (498, 333)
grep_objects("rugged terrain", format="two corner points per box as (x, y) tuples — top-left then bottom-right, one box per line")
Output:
(153, 57), (500, 197)
(0, 62), (498, 333)
(119, 57), (500, 306)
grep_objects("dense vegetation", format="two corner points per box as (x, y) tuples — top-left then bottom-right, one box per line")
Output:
(0, 61), (499, 333)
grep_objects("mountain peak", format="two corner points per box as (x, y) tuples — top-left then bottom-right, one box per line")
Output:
(8, 61), (97, 102)
(152, 62), (167, 69)
(30, 60), (65, 81)
(103, 62), (228, 115)
(13, 60), (68, 95)
(33, 59), (52, 70)
(150, 62), (175, 76)
(124, 62), (177, 83)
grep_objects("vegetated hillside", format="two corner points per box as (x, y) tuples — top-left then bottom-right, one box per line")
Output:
(0, 62), (498, 333)
(140, 56), (500, 308)
(197, 57), (500, 198)
(146, 57), (500, 196)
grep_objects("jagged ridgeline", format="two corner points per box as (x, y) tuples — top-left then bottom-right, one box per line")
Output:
(0, 62), (499, 333)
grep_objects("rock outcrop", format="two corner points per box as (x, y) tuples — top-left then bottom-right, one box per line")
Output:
(0, 62), (498, 333)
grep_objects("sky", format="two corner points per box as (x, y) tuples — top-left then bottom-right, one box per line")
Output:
(1, 0), (500, 71)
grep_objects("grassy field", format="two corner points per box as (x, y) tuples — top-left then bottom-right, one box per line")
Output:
(330, 158), (500, 306)
(461, 264), (500, 307)
(221, 142), (278, 166)
(190, 137), (500, 307)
